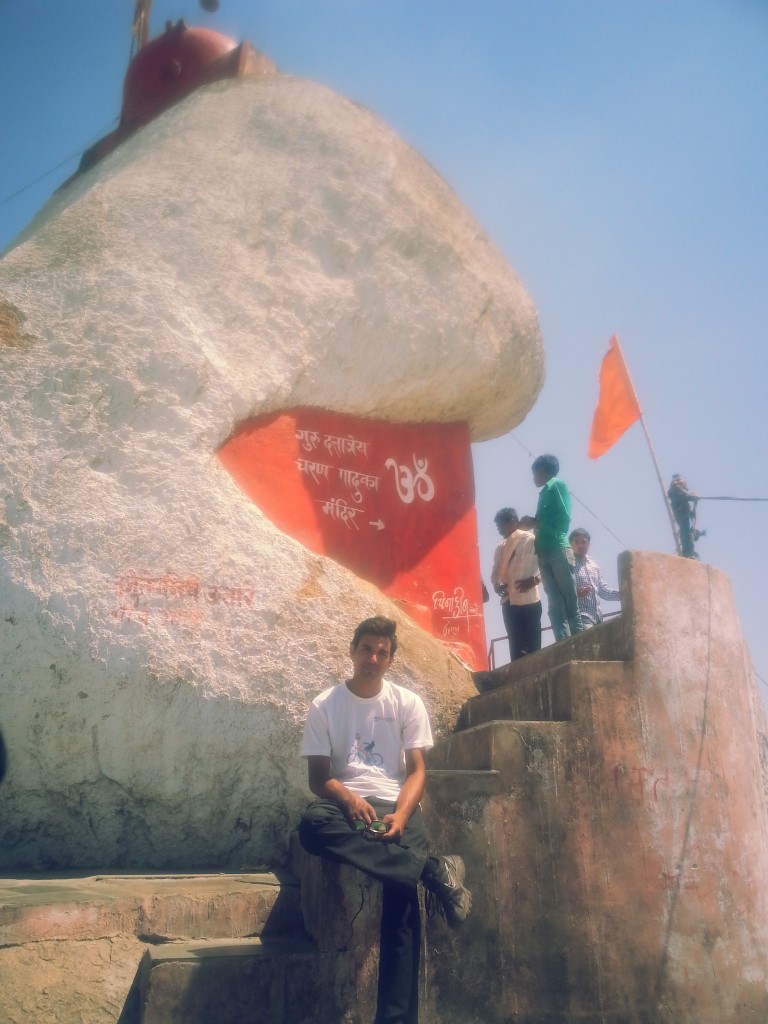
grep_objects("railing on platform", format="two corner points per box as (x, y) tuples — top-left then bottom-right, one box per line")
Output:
(486, 611), (622, 671)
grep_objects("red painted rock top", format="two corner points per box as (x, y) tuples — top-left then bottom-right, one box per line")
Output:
(122, 22), (237, 130)
(219, 409), (485, 668)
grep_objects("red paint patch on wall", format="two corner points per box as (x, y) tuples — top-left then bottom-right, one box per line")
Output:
(218, 408), (486, 668)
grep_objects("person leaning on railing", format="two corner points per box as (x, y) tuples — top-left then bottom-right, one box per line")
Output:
(569, 527), (620, 627)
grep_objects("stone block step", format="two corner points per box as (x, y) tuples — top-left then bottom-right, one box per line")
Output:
(458, 659), (628, 730)
(425, 768), (502, 801)
(0, 871), (303, 945)
(426, 720), (568, 779)
(474, 611), (630, 694)
(137, 936), (324, 1024)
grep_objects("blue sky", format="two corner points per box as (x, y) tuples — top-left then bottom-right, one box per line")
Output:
(2, 1), (766, 688)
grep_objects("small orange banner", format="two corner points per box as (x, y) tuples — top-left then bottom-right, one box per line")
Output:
(588, 335), (641, 459)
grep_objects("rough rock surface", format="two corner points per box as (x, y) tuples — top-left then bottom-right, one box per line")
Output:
(0, 937), (144, 1024)
(0, 73), (543, 870)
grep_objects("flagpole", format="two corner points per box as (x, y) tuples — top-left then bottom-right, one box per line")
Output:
(638, 415), (682, 556)
(613, 336), (682, 556)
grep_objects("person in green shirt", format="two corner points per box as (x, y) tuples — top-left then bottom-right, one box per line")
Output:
(520, 454), (584, 642)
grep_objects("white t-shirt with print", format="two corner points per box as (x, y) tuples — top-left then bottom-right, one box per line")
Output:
(301, 678), (433, 802)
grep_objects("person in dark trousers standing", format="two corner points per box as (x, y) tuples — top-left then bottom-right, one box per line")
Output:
(521, 454), (584, 642)
(491, 507), (542, 661)
(668, 474), (701, 558)
(298, 616), (471, 1024)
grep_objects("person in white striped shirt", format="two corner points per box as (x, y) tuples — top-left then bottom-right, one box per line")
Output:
(569, 528), (620, 627)
(491, 508), (542, 661)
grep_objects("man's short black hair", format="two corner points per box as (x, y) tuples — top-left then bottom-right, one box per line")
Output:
(532, 454), (559, 477)
(494, 507), (519, 524)
(351, 617), (398, 657)
(569, 527), (591, 543)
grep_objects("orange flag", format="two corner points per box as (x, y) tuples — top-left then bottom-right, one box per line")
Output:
(588, 335), (641, 459)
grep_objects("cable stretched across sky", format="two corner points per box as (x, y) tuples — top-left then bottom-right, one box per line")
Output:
(696, 495), (768, 502)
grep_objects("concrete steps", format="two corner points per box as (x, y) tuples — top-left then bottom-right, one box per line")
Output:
(427, 720), (566, 777)
(425, 767), (503, 798)
(137, 935), (323, 1024)
(419, 637), (654, 1022)
(457, 659), (628, 730)
(0, 838), (396, 1023)
(425, 659), (628, 795)
(0, 871), (332, 1024)
(472, 608), (631, 698)
(0, 859), (384, 1024)
(0, 871), (303, 945)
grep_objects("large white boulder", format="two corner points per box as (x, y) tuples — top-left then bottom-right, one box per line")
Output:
(0, 73), (543, 869)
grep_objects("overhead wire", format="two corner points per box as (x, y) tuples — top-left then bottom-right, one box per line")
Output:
(0, 118), (119, 211)
(697, 495), (768, 502)
(508, 432), (628, 548)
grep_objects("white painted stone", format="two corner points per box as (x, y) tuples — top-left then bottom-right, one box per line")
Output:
(0, 73), (543, 870)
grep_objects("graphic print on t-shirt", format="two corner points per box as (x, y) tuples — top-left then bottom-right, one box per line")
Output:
(347, 734), (384, 767)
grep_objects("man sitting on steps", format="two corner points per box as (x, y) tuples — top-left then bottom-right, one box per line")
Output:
(298, 616), (471, 1024)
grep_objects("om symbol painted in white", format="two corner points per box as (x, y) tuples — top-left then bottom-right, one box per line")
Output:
(384, 455), (436, 505)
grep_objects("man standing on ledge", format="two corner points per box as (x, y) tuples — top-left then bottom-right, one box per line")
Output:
(521, 454), (584, 642)
(299, 616), (471, 1024)
(569, 527), (621, 627)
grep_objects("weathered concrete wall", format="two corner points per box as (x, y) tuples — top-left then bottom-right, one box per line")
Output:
(424, 551), (768, 1023)
(0, 71), (544, 871)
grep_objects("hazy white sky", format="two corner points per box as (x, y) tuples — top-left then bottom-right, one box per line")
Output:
(2, 0), (766, 688)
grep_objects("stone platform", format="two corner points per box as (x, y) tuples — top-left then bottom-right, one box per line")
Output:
(0, 863), (380, 1024)
(421, 551), (768, 1024)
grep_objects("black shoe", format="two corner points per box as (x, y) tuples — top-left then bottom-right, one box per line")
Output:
(424, 854), (471, 925)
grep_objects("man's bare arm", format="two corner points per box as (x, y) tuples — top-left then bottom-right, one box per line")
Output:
(381, 748), (426, 843)
(306, 755), (378, 824)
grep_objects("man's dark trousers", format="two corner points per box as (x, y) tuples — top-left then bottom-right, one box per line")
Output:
(299, 797), (429, 1024)
(502, 600), (542, 661)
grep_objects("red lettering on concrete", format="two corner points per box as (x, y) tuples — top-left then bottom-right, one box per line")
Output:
(613, 763), (704, 803)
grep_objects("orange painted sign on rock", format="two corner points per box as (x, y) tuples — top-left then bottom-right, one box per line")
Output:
(218, 408), (486, 669)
